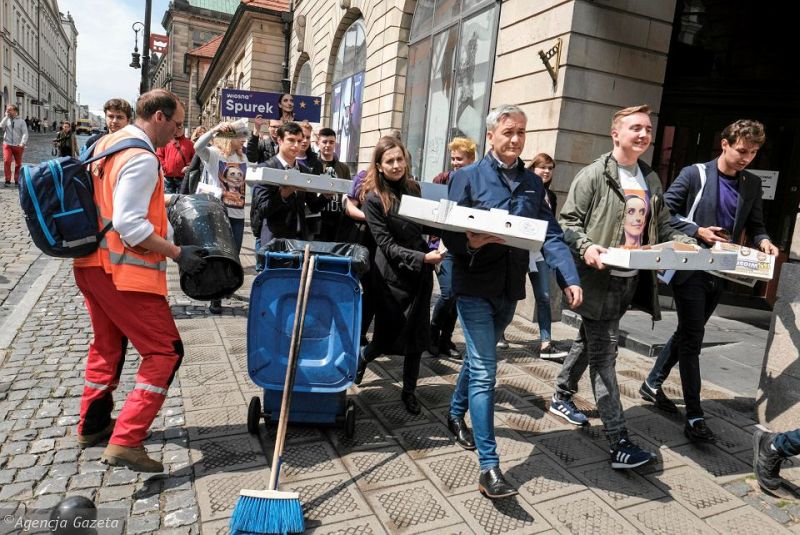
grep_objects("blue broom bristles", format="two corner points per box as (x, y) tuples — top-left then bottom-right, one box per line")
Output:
(229, 494), (305, 535)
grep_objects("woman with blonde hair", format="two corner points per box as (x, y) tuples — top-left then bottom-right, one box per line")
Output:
(179, 126), (208, 195)
(355, 136), (444, 414)
(193, 121), (248, 314)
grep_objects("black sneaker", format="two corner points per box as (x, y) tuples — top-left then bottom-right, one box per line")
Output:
(609, 437), (655, 469)
(684, 419), (716, 443)
(753, 429), (788, 496)
(639, 381), (678, 413)
(209, 300), (222, 314)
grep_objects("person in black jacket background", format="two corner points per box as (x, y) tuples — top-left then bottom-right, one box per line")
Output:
(354, 136), (444, 414)
(246, 116), (279, 163)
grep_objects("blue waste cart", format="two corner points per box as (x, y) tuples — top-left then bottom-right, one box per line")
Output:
(246, 243), (365, 437)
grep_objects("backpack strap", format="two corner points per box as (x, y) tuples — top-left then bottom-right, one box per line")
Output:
(684, 163), (707, 222)
(82, 137), (155, 165)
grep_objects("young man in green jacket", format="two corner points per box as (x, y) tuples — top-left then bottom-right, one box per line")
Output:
(552, 105), (696, 469)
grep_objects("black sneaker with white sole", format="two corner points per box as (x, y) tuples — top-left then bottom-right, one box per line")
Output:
(685, 419), (716, 442)
(639, 381), (678, 413)
(609, 437), (655, 469)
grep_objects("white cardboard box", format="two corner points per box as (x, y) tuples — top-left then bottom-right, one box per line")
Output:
(398, 195), (548, 251)
(600, 241), (738, 270)
(245, 166), (352, 195)
(711, 242), (776, 281)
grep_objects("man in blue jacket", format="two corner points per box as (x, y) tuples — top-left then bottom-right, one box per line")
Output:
(641, 119), (778, 442)
(443, 104), (582, 499)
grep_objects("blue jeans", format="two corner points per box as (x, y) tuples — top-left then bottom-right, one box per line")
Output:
(254, 237), (264, 271)
(775, 429), (800, 457)
(229, 217), (244, 256)
(450, 295), (517, 470)
(431, 254), (457, 345)
(529, 260), (552, 342)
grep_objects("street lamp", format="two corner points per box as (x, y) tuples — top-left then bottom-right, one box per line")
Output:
(130, 22), (143, 69)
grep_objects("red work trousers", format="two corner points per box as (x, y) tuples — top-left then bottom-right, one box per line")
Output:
(74, 266), (183, 447)
(3, 144), (24, 183)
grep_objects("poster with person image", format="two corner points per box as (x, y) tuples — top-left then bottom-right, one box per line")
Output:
(218, 161), (247, 209)
(622, 193), (649, 248)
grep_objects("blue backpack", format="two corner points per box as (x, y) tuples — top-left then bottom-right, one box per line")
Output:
(19, 138), (155, 258)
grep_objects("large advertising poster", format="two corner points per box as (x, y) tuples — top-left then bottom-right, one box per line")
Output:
(333, 71), (364, 167)
(219, 89), (322, 122)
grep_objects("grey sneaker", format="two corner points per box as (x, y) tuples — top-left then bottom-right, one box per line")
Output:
(753, 429), (792, 497)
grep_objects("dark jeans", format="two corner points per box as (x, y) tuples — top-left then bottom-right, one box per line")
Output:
(775, 429), (800, 457)
(164, 176), (182, 194)
(645, 271), (723, 420)
(555, 275), (638, 443)
(363, 344), (421, 394)
(430, 254), (457, 346)
(529, 260), (552, 342)
(229, 217), (245, 256)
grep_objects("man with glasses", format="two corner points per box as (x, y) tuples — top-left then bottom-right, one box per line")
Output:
(246, 115), (281, 163)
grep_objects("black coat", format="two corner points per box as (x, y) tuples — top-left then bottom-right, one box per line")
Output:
(245, 134), (276, 164)
(250, 156), (327, 240)
(363, 188), (432, 355)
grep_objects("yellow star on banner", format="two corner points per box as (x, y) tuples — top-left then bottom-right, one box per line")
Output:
(299, 101), (307, 109)
(313, 99), (321, 106)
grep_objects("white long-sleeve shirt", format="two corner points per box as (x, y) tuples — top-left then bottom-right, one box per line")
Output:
(194, 126), (247, 220)
(0, 115), (29, 146)
(110, 125), (173, 247)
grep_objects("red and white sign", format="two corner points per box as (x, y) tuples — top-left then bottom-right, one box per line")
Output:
(150, 34), (168, 54)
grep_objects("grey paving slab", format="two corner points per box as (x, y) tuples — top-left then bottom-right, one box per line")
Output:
(531, 430), (610, 468)
(393, 422), (462, 460)
(341, 447), (425, 492)
(183, 345), (230, 365)
(706, 417), (755, 454)
(535, 490), (639, 534)
(363, 480), (463, 535)
(494, 427), (538, 461)
(194, 469), (269, 522)
(184, 405), (249, 441)
(495, 407), (574, 436)
(627, 412), (692, 448)
(279, 440), (347, 483)
(415, 450), (481, 497)
(621, 499), (717, 535)
(647, 466), (743, 518)
(286, 474), (372, 527)
(182, 385), (246, 412)
(570, 460), (666, 510)
(370, 400), (435, 429)
(306, 516), (390, 535)
(182, 329), (224, 347)
(669, 443), (752, 483)
(449, 492), (552, 535)
(706, 505), (794, 535)
(189, 435), (267, 476)
(264, 422), (328, 445)
(178, 363), (237, 388)
(502, 454), (585, 505)
(327, 418), (397, 454)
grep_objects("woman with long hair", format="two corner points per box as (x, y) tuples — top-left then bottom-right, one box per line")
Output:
(193, 121), (248, 314)
(54, 121), (78, 157)
(278, 93), (295, 123)
(356, 136), (443, 414)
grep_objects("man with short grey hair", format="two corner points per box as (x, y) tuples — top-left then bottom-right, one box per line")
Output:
(442, 104), (582, 499)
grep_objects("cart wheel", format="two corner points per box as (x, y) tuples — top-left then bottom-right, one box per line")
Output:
(345, 400), (356, 438)
(247, 396), (262, 435)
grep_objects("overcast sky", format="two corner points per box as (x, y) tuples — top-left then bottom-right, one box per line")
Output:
(59, 0), (171, 114)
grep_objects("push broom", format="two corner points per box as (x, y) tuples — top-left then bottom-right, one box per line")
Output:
(230, 245), (316, 535)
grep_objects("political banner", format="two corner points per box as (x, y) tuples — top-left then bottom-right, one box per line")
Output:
(220, 89), (321, 122)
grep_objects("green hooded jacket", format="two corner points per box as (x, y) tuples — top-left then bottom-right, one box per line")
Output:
(559, 152), (696, 321)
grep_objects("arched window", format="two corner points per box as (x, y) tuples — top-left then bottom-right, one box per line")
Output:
(295, 61), (312, 96)
(404, 0), (500, 180)
(331, 19), (365, 171)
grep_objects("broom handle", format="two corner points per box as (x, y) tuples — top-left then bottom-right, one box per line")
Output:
(268, 245), (311, 491)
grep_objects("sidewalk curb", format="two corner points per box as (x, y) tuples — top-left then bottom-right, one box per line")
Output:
(0, 256), (61, 352)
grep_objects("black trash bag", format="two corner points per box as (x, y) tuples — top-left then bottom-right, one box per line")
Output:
(262, 238), (370, 278)
(49, 496), (97, 535)
(169, 194), (244, 300)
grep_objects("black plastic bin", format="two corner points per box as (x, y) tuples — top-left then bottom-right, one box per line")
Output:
(169, 194), (244, 300)
(260, 239), (370, 279)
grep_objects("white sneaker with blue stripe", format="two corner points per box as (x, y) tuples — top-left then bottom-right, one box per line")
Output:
(609, 437), (654, 469)
(549, 395), (589, 426)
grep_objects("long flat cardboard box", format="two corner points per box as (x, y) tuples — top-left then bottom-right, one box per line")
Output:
(245, 166), (352, 195)
(711, 242), (775, 281)
(600, 241), (738, 270)
(398, 195), (548, 251)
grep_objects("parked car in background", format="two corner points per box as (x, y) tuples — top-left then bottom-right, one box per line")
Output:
(75, 120), (92, 135)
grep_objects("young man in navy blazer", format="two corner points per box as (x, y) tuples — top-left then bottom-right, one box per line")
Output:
(641, 119), (779, 442)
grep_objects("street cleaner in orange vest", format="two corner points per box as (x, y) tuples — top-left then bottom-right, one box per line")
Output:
(73, 89), (207, 472)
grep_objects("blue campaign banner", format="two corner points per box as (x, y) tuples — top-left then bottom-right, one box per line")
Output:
(220, 89), (322, 122)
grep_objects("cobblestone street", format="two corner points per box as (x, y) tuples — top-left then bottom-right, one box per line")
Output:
(1, 180), (799, 534)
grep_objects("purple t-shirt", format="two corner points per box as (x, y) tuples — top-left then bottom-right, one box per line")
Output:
(717, 171), (739, 234)
(347, 170), (368, 201)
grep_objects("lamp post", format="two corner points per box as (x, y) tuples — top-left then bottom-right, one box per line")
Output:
(130, 22), (143, 69)
(141, 0), (152, 94)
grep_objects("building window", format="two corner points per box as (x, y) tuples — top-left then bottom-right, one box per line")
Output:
(404, 0), (499, 180)
(331, 19), (366, 171)
(295, 61), (312, 96)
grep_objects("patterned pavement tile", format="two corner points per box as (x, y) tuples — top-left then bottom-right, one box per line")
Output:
(502, 454), (585, 505)
(360, 362), (393, 384)
(704, 417), (754, 454)
(621, 499), (717, 535)
(183, 345), (230, 365)
(355, 383), (404, 405)
(229, 350), (249, 372)
(264, 422), (327, 445)
(189, 434), (267, 476)
(416, 451), (481, 496)
(703, 399), (757, 428)
(341, 447), (425, 492)
(370, 401), (434, 429)
(493, 388), (534, 411)
(182, 329), (224, 347)
(306, 516), (389, 535)
(627, 413), (692, 448)
(535, 490), (639, 534)
(182, 385), (246, 412)
(450, 492), (552, 534)
(669, 443), (752, 483)
(328, 418), (397, 454)
(222, 337), (247, 356)
(495, 362), (526, 378)
(425, 357), (463, 377)
(363, 480), (462, 535)
(705, 505), (794, 535)
(216, 320), (247, 338)
(569, 460), (666, 509)
(520, 361), (560, 383)
(532, 431), (610, 468)
(496, 374), (553, 399)
(495, 407), (574, 436)
(200, 518), (230, 535)
(279, 440), (347, 483)
(194, 469), (269, 522)
(184, 405), (248, 441)
(178, 363), (237, 388)
(500, 349), (540, 366)
(414, 382), (456, 410)
(647, 466), (743, 518)
(394, 422), (461, 459)
(374, 354), (405, 370)
(494, 427), (537, 461)
(285, 474), (372, 527)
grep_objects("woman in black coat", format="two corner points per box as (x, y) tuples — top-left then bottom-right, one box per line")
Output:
(355, 136), (443, 414)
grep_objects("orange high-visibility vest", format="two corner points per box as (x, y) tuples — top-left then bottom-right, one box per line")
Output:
(74, 129), (168, 296)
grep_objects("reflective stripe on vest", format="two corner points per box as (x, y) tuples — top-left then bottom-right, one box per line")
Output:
(109, 251), (167, 271)
(134, 383), (168, 395)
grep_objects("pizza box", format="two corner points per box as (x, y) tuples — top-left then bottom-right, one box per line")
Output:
(420, 181), (448, 201)
(245, 166), (352, 195)
(600, 241), (738, 270)
(711, 242), (775, 281)
(398, 195), (547, 251)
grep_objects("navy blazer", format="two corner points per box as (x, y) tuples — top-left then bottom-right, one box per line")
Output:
(665, 159), (771, 284)
(442, 154), (579, 302)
